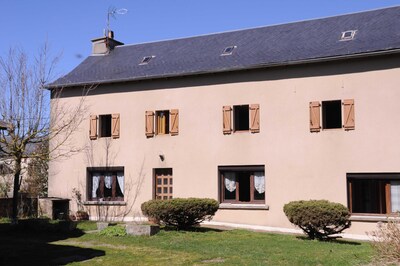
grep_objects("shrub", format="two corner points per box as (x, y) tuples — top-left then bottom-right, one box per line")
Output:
(98, 225), (127, 237)
(141, 198), (219, 230)
(369, 215), (400, 264)
(283, 200), (351, 240)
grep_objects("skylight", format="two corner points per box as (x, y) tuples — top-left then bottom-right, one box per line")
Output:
(139, 56), (155, 65)
(340, 30), (357, 41)
(221, 46), (237, 56)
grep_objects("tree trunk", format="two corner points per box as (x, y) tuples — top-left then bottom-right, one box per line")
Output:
(11, 160), (21, 224)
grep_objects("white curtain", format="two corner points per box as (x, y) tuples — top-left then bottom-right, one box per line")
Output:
(224, 172), (236, 192)
(117, 171), (124, 196)
(92, 173), (100, 198)
(391, 181), (400, 212)
(105, 174), (112, 189)
(254, 172), (265, 194)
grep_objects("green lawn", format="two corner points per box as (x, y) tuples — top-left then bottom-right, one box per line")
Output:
(0, 221), (373, 265)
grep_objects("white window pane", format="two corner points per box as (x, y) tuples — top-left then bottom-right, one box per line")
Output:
(391, 181), (400, 212)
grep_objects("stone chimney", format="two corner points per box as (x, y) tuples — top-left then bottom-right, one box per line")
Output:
(91, 31), (124, 55)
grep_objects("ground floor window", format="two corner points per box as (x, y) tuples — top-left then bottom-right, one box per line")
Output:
(219, 165), (265, 204)
(154, 168), (173, 200)
(87, 167), (124, 201)
(347, 173), (400, 214)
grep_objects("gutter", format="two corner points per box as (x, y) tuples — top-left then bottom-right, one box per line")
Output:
(45, 48), (400, 89)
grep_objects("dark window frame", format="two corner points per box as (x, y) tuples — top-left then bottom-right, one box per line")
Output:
(87, 166), (124, 201)
(347, 173), (400, 215)
(219, 165), (265, 204)
(233, 105), (250, 132)
(322, 100), (342, 129)
(99, 114), (112, 138)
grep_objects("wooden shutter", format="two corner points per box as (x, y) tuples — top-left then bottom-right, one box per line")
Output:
(249, 104), (260, 133)
(145, 111), (155, 137)
(343, 99), (355, 130)
(309, 101), (321, 132)
(111, 113), (120, 139)
(89, 115), (98, 140)
(170, 109), (179, 136)
(223, 106), (232, 134)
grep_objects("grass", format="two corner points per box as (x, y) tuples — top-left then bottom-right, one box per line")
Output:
(0, 220), (373, 265)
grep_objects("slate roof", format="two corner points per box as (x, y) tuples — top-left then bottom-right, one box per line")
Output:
(49, 6), (400, 88)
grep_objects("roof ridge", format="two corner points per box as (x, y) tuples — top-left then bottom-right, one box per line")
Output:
(117, 5), (400, 49)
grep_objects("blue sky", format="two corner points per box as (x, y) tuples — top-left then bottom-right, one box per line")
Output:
(2, 0), (400, 78)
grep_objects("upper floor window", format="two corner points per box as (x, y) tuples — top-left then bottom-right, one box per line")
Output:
(219, 165), (265, 204)
(99, 114), (112, 137)
(88, 167), (124, 201)
(145, 109), (179, 138)
(156, 110), (170, 135)
(223, 104), (260, 134)
(309, 99), (354, 132)
(322, 100), (342, 129)
(89, 113), (120, 140)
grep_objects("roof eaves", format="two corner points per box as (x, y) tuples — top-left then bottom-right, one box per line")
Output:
(45, 48), (400, 89)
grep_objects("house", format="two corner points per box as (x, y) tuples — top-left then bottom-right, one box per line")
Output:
(0, 121), (7, 131)
(47, 6), (400, 236)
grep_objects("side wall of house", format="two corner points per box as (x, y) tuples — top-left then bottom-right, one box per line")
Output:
(49, 55), (400, 234)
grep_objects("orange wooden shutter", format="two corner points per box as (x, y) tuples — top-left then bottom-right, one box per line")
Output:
(343, 99), (355, 130)
(111, 113), (120, 139)
(223, 106), (232, 134)
(89, 115), (98, 140)
(309, 101), (321, 132)
(145, 111), (155, 137)
(249, 104), (260, 133)
(170, 109), (179, 136)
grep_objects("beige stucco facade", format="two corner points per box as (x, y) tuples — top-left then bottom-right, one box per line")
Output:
(49, 54), (400, 235)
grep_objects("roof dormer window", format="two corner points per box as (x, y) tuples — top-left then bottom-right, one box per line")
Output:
(221, 46), (237, 56)
(340, 30), (357, 41)
(139, 56), (155, 65)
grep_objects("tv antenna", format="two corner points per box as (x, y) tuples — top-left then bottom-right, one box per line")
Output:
(106, 6), (128, 37)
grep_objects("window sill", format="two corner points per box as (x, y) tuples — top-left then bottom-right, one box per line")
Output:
(219, 203), (269, 210)
(350, 214), (400, 222)
(83, 201), (126, 206)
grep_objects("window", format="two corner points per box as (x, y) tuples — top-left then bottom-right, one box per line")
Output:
(145, 109), (179, 137)
(348, 173), (400, 214)
(340, 30), (357, 41)
(219, 166), (265, 204)
(88, 167), (124, 201)
(89, 113), (120, 140)
(139, 56), (155, 65)
(99, 115), (112, 137)
(309, 99), (354, 132)
(156, 110), (169, 135)
(234, 105), (249, 131)
(221, 46), (236, 56)
(154, 168), (173, 200)
(223, 104), (260, 134)
(322, 100), (342, 129)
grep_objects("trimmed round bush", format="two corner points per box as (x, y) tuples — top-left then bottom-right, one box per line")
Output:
(141, 198), (219, 230)
(283, 200), (351, 240)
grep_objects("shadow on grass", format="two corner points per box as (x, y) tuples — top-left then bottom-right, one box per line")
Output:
(0, 220), (105, 265)
(295, 235), (361, 245)
(161, 225), (223, 233)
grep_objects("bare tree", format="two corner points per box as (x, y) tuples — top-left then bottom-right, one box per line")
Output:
(0, 45), (89, 223)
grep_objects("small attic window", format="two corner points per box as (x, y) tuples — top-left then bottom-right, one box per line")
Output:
(221, 46), (237, 56)
(139, 56), (155, 65)
(340, 30), (357, 41)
